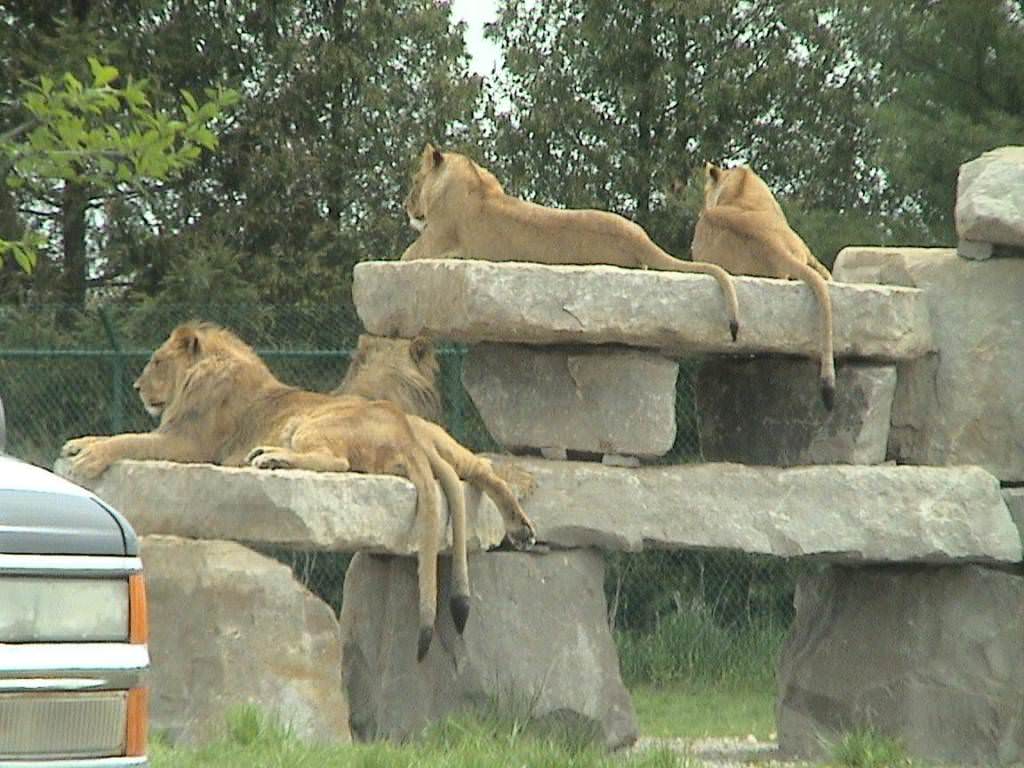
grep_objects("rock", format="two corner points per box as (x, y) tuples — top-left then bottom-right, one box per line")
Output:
(353, 260), (934, 360)
(956, 146), (1024, 254)
(490, 457), (1021, 563)
(1004, 488), (1024, 549)
(140, 535), (349, 744)
(59, 459), (506, 554)
(834, 247), (1024, 482)
(696, 359), (896, 465)
(462, 344), (678, 457)
(777, 564), (1024, 765)
(339, 550), (637, 749)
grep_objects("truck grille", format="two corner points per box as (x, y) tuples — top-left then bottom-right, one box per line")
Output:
(0, 691), (126, 758)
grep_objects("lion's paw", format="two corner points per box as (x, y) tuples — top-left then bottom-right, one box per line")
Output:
(67, 445), (112, 481)
(247, 447), (294, 470)
(61, 435), (104, 458)
(504, 521), (538, 551)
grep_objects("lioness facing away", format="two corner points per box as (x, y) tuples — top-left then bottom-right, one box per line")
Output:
(692, 163), (835, 409)
(61, 322), (536, 660)
(401, 143), (741, 342)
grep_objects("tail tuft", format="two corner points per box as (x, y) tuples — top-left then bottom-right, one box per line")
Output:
(729, 320), (739, 342)
(821, 381), (835, 412)
(450, 595), (471, 634)
(417, 626), (433, 661)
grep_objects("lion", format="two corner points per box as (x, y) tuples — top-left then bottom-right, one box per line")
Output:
(61, 321), (536, 660)
(401, 143), (741, 342)
(335, 333), (537, 499)
(691, 163), (836, 410)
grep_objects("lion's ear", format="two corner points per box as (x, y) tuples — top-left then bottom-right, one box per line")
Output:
(409, 335), (432, 362)
(706, 163), (722, 183)
(174, 327), (201, 357)
(430, 145), (444, 168)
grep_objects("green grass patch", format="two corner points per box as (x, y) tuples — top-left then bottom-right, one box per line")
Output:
(831, 728), (916, 768)
(630, 684), (775, 740)
(150, 704), (693, 768)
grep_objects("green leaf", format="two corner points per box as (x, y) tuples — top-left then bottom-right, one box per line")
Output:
(87, 57), (119, 87)
(180, 89), (199, 111)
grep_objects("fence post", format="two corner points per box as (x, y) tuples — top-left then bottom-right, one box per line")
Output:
(99, 306), (125, 434)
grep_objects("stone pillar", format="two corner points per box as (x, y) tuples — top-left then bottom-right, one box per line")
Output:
(776, 563), (1024, 765)
(339, 549), (638, 749)
(462, 343), (678, 460)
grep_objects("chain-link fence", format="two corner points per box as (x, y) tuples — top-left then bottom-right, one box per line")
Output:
(1, 302), (800, 691)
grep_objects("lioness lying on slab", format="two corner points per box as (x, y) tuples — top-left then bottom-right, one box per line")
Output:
(335, 333), (536, 499)
(692, 163), (836, 410)
(61, 321), (536, 660)
(401, 143), (741, 342)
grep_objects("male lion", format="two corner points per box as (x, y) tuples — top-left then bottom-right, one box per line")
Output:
(61, 322), (536, 660)
(334, 333), (536, 498)
(401, 143), (741, 342)
(692, 163), (836, 410)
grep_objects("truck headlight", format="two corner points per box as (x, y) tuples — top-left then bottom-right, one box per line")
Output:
(0, 577), (129, 642)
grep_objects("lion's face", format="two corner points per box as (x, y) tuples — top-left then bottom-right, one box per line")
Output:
(134, 328), (199, 418)
(404, 143), (445, 232)
(337, 334), (442, 423)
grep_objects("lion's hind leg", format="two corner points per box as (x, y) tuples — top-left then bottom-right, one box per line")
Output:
(247, 419), (353, 473)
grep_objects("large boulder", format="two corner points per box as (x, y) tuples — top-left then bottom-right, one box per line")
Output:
(956, 146), (1024, 259)
(353, 260), (934, 360)
(141, 535), (349, 744)
(777, 564), (1024, 765)
(339, 550), (637, 749)
(490, 457), (1021, 563)
(62, 460), (506, 554)
(1004, 488), (1024, 549)
(696, 359), (896, 465)
(834, 247), (1024, 482)
(463, 343), (678, 457)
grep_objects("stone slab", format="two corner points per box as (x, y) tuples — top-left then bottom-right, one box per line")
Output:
(63, 459), (506, 554)
(956, 145), (1024, 252)
(490, 457), (1021, 563)
(834, 247), (1024, 481)
(696, 359), (896, 465)
(141, 535), (350, 744)
(1004, 488), (1024, 550)
(462, 343), (678, 457)
(777, 564), (1024, 765)
(340, 550), (637, 749)
(353, 260), (934, 360)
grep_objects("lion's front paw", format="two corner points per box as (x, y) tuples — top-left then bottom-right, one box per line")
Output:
(61, 435), (104, 458)
(247, 447), (294, 470)
(66, 443), (114, 482)
(504, 519), (538, 551)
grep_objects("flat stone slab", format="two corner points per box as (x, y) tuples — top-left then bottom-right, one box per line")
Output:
(58, 458), (1020, 563)
(495, 457), (1021, 563)
(353, 260), (934, 360)
(696, 359), (896, 465)
(64, 460), (507, 554)
(463, 343), (678, 456)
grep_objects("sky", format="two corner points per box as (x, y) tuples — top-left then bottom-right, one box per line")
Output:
(449, 0), (502, 76)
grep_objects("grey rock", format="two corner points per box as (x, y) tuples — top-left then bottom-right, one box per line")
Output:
(957, 238), (994, 261)
(490, 456), (1021, 563)
(777, 564), (1024, 765)
(696, 359), (896, 465)
(462, 344), (678, 457)
(1004, 488), (1024, 550)
(956, 146), (1024, 251)
(339, 550), (637, 749)
(353, 260), (934, 360)
(141, 535), (350, 744)
(59, 459), (506, 554)
(834, 247), (1024, 481)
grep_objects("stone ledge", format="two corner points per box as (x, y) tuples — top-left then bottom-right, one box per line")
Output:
(61, 457), (1021, 563)
(63, 460), (507, 554)
(353, 260), (934, 360)
(495, 456), (1021, 563)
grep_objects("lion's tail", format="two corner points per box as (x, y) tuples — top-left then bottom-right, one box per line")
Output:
(789, 260), (836, 410)
(422, 441), (471, 638)
(641, 246), (740, 342)
(406, 449), (442, 661)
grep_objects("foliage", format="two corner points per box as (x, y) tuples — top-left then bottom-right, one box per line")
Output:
(631, 685), (774, 740)
(831, 728), (915, 768)
(0, 57), (236, 273)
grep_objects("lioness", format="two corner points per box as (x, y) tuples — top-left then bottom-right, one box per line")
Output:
(61, 322), (536, 660)
(401, 143), (741, 342)
(692, 163), (836, 410)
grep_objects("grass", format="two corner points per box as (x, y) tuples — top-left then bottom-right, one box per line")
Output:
(630, 684), (775, 740)
(149, 704), (693, 768)
(830, 728), (915, 768)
